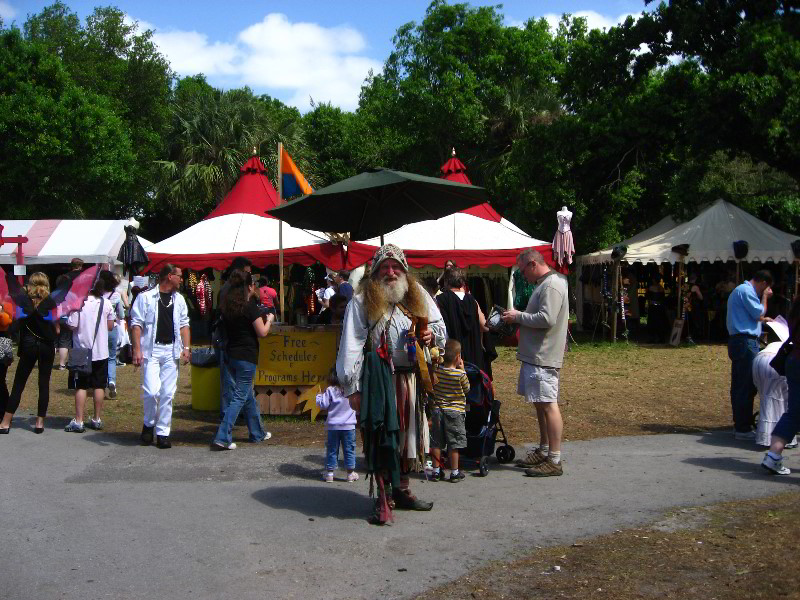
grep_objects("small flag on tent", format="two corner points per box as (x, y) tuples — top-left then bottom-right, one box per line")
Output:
(280, 147), (313, 199)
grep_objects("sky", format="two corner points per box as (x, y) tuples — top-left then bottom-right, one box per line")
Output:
(3, 0), (653, 111)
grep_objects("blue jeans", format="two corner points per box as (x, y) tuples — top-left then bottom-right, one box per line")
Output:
(772, 354), (800, 443)
(107, 326), (119, 385)
(213, 358), (266, 445)
(218, 347), (233, 420)
(728, 335), (759, 432)
(326, 429), (356, 471)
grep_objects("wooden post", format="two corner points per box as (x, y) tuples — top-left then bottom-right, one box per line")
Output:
(793, 260), (798, 297)
(611, 259), (620, 341)
(277, 143), (285, 324)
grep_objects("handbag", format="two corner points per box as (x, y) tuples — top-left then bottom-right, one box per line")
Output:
(67, 300), (104, 375)
(0, 336), (12, 366)
(770, 339), (794, 377)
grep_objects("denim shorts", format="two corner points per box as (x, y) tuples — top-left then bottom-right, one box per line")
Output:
(430, 409), (467, 450)
(517, 362), (560, 403)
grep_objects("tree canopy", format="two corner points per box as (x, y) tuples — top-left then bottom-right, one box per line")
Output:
(1, 1), (797, 251)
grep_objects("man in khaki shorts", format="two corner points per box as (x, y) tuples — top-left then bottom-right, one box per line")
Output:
(503, 248), (569, 476)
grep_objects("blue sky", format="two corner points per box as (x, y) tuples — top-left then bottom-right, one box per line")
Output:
(4, 1), (652, 111)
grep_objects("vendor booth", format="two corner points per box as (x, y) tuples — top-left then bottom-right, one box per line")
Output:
(143, 155), (346, 418)
(575, 199), (800, 340)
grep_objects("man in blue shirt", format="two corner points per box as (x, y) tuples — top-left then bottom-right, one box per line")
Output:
(334, 270), (354, 301)
(727, 270), (773, 439)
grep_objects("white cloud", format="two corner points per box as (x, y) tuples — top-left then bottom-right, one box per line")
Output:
(0, 1), (17, 21)
(543, 10), (637, 33)
(125, 12), (381, 112)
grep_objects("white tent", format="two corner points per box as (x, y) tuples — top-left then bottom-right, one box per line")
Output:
(0, 219), (152, 266)
(575, 200), (799, 330)
(578, 200), (798, 266)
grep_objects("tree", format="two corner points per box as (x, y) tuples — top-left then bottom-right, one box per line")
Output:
(147, 78), (315, 239)
(0, 28), (135, 218)
(24, 2), (173, 217)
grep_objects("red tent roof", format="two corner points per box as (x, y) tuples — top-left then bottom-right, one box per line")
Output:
(440, 154), (502, 222)
(204, 156), (280, 220)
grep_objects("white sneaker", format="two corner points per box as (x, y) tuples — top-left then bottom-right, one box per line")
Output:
(347, 471), (360, 483)
(734, 430), (756, 441)
(762, 453), (791, 475)
(323, 471), (334, 482)
(212, 441), (236, 450)
(64, 418), (85, 433)
(786, 438), (798, 449)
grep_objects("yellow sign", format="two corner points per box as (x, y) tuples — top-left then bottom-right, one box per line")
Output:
(255, 330), (338, 386)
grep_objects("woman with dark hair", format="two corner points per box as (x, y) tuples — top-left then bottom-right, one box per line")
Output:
(1, 272), (58, 434)
(761, 296), (800, 475)
(212, 269), (275, 450)
(99, 270), (125, 398)
(436, 268), (489, 373)
(64, 279), (115, 433)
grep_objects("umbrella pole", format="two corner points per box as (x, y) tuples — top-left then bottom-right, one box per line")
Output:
(278, 143), (285, 324)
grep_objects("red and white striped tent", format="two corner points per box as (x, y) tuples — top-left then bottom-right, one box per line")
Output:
(0, 218), (152, 266)
(144, 156), (346, 272)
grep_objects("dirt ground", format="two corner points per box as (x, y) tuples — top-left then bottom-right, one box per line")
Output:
(4, 339), (734, 447)
(419, 491), (800, 600)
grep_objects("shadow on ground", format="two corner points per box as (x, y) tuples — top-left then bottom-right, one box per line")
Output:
(251, 485), (372, 520)
(683, 455), (800, 486)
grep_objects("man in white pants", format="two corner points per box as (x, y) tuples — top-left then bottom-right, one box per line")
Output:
(131, 264), (190, 449)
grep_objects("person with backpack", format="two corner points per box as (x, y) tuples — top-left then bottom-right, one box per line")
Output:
(64, 279), (115, 433)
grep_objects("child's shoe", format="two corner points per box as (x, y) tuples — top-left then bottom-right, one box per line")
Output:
(347, 471), (359, 483)
(323, 471), (334, 482)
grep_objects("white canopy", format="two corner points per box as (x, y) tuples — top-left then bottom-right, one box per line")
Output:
(579, 199), (798, 266)
(145, 213), (325, 255)
(361, 213), (547, 252)
(0, 219), (152, 266)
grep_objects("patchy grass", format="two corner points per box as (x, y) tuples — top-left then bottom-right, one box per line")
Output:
(418, 491), (800, 600)
(5, 340), (734, 448)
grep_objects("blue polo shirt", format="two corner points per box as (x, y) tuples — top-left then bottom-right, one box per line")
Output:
(726, 281), (764, 336)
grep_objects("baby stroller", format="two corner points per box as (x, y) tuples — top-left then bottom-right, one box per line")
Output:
(461, 362), (515, 476)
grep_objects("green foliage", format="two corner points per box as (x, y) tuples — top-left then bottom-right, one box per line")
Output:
(1, 0), (796, 252)
(0, 28), (135, 218)
(23, 2), (173, 217)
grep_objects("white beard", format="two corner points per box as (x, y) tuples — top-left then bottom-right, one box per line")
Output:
(381, 273), (409, 305)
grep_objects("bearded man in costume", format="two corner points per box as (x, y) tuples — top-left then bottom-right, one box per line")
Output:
(337, 244), (447, 524)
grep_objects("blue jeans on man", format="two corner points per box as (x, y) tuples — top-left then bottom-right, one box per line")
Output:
(728, 335), (759, 432)
(107, 326), (119, 385)
(772, 355), (800, 443)
(213, 357), (266, 446)
(326, 429), (356, 472)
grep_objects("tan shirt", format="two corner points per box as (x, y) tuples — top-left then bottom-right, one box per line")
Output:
(515, 271), (569, 369)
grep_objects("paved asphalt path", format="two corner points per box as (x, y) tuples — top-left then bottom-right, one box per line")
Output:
(2, 416), (798, 600)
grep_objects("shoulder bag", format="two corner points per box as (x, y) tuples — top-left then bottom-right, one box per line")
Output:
(67, 300), (104, 375)
(770, 339), (794, 377)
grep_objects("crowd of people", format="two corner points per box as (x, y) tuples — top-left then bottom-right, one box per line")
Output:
(1, 242), (798, 527)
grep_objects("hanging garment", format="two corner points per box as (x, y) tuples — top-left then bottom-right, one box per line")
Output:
(553, 209), (575, 267)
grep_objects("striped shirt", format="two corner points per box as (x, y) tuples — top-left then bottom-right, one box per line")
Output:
(433, 365), (470, 413)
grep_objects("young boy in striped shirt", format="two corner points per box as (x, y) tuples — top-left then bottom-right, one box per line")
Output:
(430, 339), (471, 482)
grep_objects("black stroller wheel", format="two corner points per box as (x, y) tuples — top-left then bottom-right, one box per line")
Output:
(479, 456), (490, 476)
(495, 445), (514, 464)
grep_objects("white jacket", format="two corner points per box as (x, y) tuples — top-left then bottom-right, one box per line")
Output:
(130, 287), (190, 360)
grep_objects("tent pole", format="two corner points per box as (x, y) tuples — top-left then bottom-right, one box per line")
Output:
(611, 259), (619, 342)
(676, 260), (684, 319)
(277, 142), (285, 324)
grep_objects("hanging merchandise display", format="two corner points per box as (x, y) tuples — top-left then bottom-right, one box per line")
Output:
(188, 270), (198, 294)
(194, 274), (212, 316)
(552, 206), (575, 267)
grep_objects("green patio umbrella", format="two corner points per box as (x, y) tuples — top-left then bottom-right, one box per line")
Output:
(267, 168), (488, 241)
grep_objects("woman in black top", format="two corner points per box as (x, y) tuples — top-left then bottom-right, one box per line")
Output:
(436, 268), (489, 373)
(211, 270), (275, 450)
(1, 272), (57, 434)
